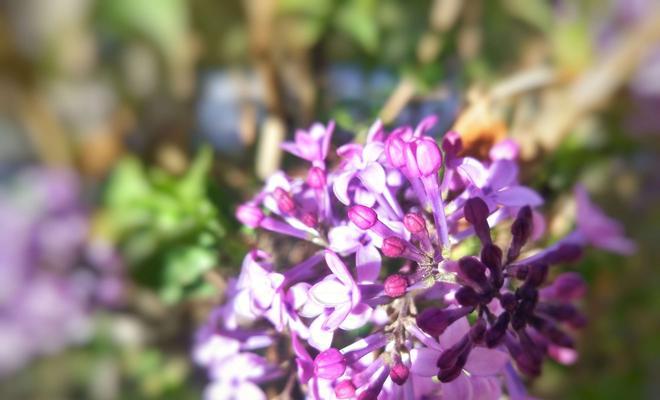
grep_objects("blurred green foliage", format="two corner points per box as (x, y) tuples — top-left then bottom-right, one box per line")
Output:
(103, 148), (223, 303)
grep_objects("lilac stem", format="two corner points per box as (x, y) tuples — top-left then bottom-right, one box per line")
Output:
(422, 176), (449, 250)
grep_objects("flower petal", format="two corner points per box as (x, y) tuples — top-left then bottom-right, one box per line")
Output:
(328, 225), (362, 253)
(333, 170), (356, 205)
(358, 162), (386, 194)
(487, 160), (518, 190)
(493, 186), (543, 207)
(338, 303), (372, 330)
(442, 373), (474, 400)
(439, 316), (470, 349)
(409, 347), (440, 377)
(309, 278), (350, 306)
(465, 347), (509, 376)
(323, 303), (352, 330)
(308, 314), (334, 350)
(356, 244), (381, 283)
(324, 251), (356, 288)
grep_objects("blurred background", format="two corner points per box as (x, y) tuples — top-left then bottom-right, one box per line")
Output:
(0, 0), (659, 399)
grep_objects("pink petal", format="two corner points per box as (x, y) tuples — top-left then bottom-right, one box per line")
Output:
(464, 347), (509, 376)
(324, 251), (355, 288)
(323, 303), (352, 330)
(333, 170), (356, 205)
(308, 314), (334, 350)
(362, 142), (385, 163)
(281, 141), (304, 159)
(328, 225), (362, 253)
(338, 303), (372, 330)
(493, 186), (543, 207)
(409, 347), (441, 377)
(358, 163), (386, 194)
(356, 244), (381, 283)
(309, 278), (350, 306)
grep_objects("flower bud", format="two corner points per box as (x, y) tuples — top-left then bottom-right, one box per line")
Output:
(485, 312), (510, 348)
(236, 204), (264, 228)
(455, 286), (482, 307)
(548, 272), (586, 300)
(441, 130), (463, 157)
(525, 264), (548, 288)
(384, 274), (408, 298)
(414, 137), (443, 177)
(314, 348), (346, 380)
(464, 197), (491, 244)
(301, 212), (318, 228)
(544, 243), (583, 264)
(334, 380), (356, 399)
(273, 187), (296, 213)
(499, 292), (517, 312)
(403, 213), (426, 234)
(385, 130), (409, 168)
(389, 363), (409, 385)
(508, 206), (533, 261)
(382, 237), (406, 257)
(348, 205), (377, 230)
(458, 256), (489, 289)
(307, 166), (326, 189)
(416, 306), (472, 337)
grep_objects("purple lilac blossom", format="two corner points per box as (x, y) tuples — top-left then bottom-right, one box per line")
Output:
(195, 117), (634, 399)
(0, 168), (124, 376)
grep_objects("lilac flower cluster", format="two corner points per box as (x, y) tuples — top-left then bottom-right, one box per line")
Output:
(0, 168), (124, 376)
(195, 118), (634, 399)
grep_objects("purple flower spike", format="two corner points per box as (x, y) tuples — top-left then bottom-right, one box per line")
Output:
(236, 204), (264, 228)
(384, 274), (408, 298)
(348, 205), (377, 230)
(314, 348), (347, 380)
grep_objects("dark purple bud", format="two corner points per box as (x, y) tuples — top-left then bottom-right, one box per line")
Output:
(437, 363), (464, 383)
(403, 212), (426, 234)
(301, 212), (318, 228)
(536, 303), (579, 322)
(438, 344), (471, 383)
(515, 265), (529, 280)
(458, 256), (490, 289)
(334, 380), (356, 399)
(529, 316), (575, 348)
(506, 336), (542, 377)
(417, 306), (473, 337)
(464, 197), (491, 244)
(389, 363), (409, 385)
(436, 335), (471, 370)
(384, 274), (408, 298)
(481, 244), (503, 288)
(441, 130), (463, 157)
(525, 264), (549, 288)
(307, 166), (326, 189)
(382, 237), (406, 257)
(500, 292), (517, 312)
(348, 205), (377, 230)
(543, 243), (583, 264)
(549, 272), (586, 300)
(273, 187), (296, 213)
(236, 204), (264, 228)
(485, 312), (511, 348)
(314, 348), (346, 380)
(508, 206), (533, 262)
(469, 318), (487, 343)
(455, 286), (483, 307)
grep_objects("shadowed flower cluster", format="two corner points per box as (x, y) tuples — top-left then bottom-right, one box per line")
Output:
(195, 118), (633, 399)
